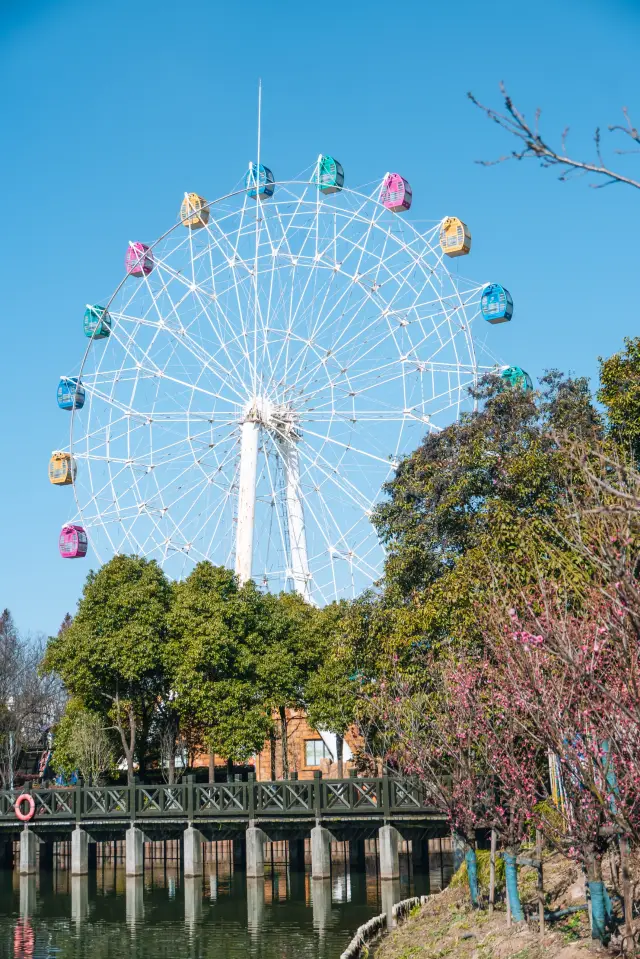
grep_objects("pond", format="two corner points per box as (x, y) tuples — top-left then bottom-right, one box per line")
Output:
(0, 841), (452, 958)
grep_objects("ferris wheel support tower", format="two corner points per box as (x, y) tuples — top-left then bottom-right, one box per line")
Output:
(235, 399), (312, 603)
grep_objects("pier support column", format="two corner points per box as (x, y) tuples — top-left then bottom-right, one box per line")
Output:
(19, 828), (37, 876)
(183, 826), (204, 877)
(311, 825), (332, 880)
(288, 837), (305, 871)
(72, 827), (88, 876)
(126, 826), (144, 877)
(349, 838), (365, 871)
(379, 824), (400, 881)
(246, 826), (266, 878)
(233, 833), (246, 870)
(381, 878), (402, 929)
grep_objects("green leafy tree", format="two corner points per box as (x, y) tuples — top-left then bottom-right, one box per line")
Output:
(306, 604), (354, 778)
(257, 592), (321, 778)
(371, 372), (601, 653)
(43, 555), (172, 781)
(52, 699), (116, 784)
(598, 336), (640, 464)
(166, 563), (270, 772)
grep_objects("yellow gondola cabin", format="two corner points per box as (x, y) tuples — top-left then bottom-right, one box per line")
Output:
(180, 193), (210, 229)
(439, 217), (471, 257)
(49, 452), (77, 486)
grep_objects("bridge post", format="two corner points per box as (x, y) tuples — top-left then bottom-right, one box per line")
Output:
(246, 826), (266, 878)
(71, 826), (89, 875)
(311, 877), (333, 932)
(19, 827), (37, 875)
(183, 826), (204, 877)
(126, 826), (144, 877)
(311, 825), (332, 879)
(378, 824), (400, 881)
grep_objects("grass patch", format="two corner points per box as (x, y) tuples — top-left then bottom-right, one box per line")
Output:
(449, 850), (506, 896)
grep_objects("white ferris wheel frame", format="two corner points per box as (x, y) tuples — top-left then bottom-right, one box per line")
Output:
(64, 174), (499, 605)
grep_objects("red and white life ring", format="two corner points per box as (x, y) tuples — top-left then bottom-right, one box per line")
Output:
(14, 794), (36, 822)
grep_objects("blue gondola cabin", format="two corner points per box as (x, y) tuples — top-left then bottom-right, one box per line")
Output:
(500, 366), (533, 391)
(315, 155), (344, 195)
(245, 162), (275, 200)
(481, 283), (513, 324)
(83, 305), (111, 339)
(57, 377), (85, 410)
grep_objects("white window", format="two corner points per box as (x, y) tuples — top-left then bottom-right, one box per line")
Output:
(305, 739), (333, 767)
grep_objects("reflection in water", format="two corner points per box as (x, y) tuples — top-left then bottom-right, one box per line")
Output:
(1, 843), (453, 958)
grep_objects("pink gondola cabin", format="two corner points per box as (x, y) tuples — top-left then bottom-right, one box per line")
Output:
(379, 173), (412, 213)
(125, 241), (154, 277)
(59, 524), (88, 559)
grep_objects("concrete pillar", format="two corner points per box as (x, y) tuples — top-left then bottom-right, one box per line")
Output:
(379, 824), (400, 881)
(247, 877), (265, 941)
(183, 826), (204, 878)
(246, 826), (266, 878)
(126, 875), (144, 926)
(349, 838), (365, 871)
(311, 877), (332, 933)
(0, 839), (14, 870)
(19, 875), (37, 916)
(19, 828), (37, 875)
(39, 840), (54, 871)
(71, 875), (89, 922)
(126, 826), (144, 877)
(381, 878), (401, 929)
(71, 827), (88, 876)
(184, 876), (202, 929)
(288, 837), (305, 871)
(233, 833), (246, 870)
(311, 825), (332, 880)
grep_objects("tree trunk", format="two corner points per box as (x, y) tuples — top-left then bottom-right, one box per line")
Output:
(279, 706), (289, 779)
(227, 756), (234, 782)
(620, 835), (634, 947)
(270, 728), (277, 781)
(586, 851), (607, 943)
(208, 752), (215, 784)
(336, 733), (344, 779)
(168, 751), (175, 785)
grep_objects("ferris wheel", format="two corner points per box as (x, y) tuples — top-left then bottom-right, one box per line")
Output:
(50, 155), (518, 605)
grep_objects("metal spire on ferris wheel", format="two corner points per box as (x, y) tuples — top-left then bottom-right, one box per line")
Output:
(50, 95), (529, 604)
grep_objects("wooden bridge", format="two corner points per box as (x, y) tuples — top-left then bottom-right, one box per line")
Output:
(0, 775), (448, 883)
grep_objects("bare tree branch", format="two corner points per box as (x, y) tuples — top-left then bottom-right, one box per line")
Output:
(468, 82), (640, 190)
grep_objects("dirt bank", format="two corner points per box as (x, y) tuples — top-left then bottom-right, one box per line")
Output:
(374, 852), (608, 959)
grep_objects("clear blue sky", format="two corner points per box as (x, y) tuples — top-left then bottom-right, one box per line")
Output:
(1, 0), (638, 637)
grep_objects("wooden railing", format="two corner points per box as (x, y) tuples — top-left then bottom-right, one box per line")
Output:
(0, 775), (440, 823)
